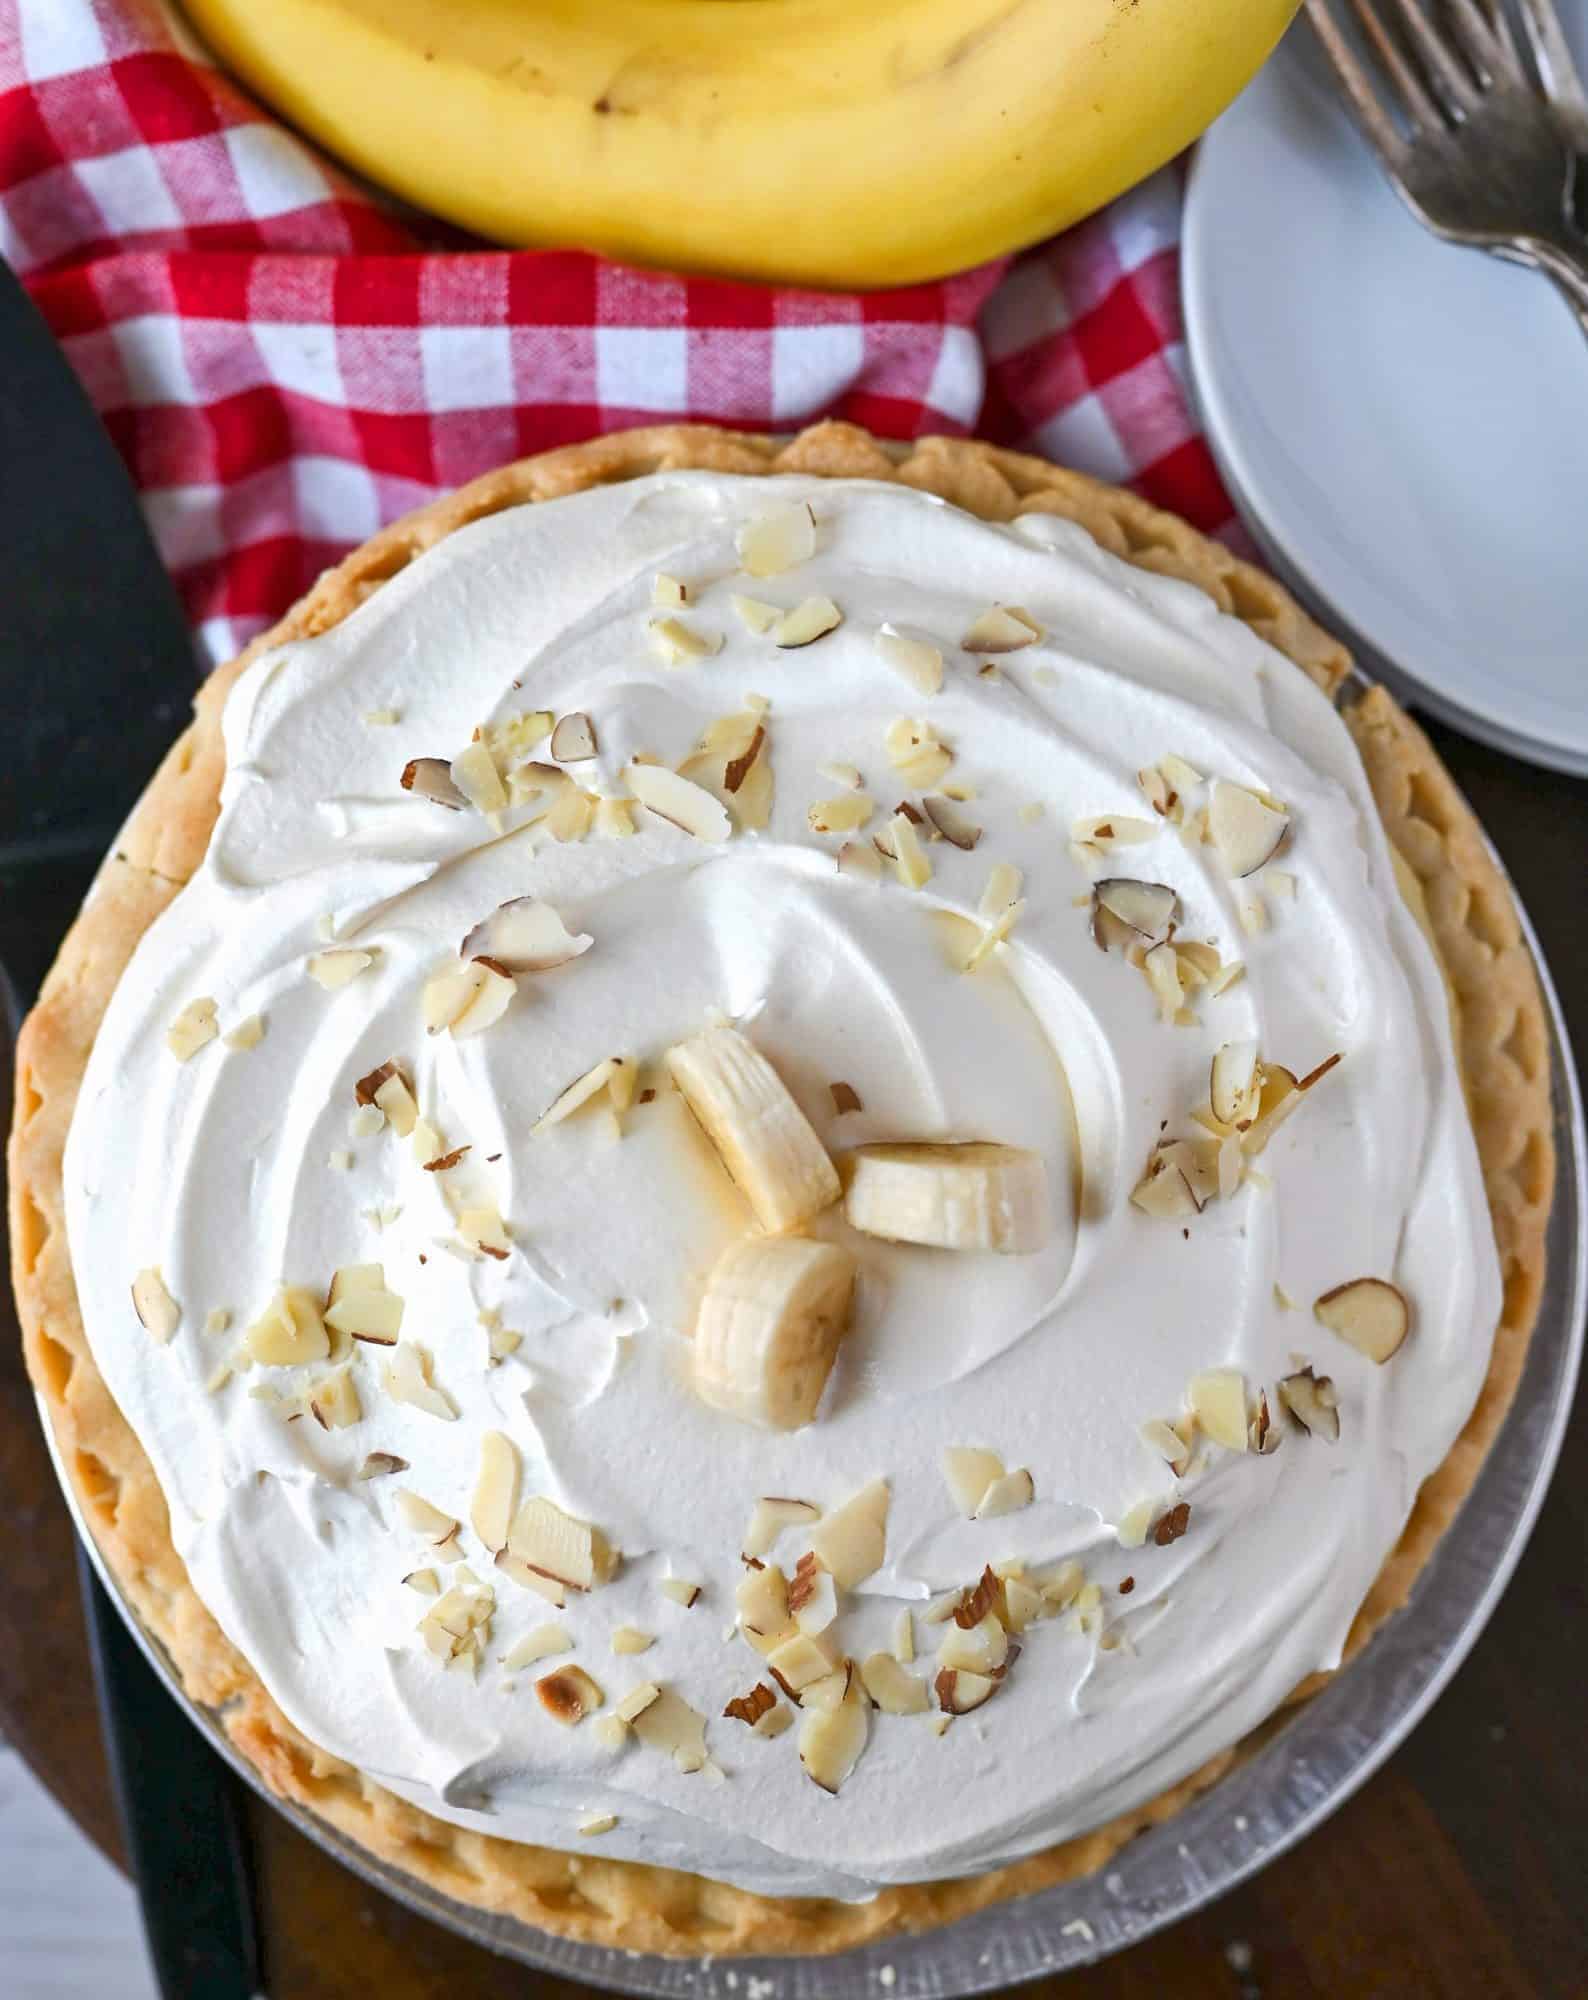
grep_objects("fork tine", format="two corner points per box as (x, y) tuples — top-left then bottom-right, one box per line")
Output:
(1304, 0), (1413, 161)
(1513, 0), (1588, 131)
(1343, 0), (1445, 132)
(1378, 0), (1482, 114)
(1439, 0), (1525, 86)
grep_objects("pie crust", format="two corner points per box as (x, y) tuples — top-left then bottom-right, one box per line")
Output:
(7, 421), (1554, 1956)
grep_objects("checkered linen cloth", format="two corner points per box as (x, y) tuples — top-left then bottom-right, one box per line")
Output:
(0, 0), (1236, 668)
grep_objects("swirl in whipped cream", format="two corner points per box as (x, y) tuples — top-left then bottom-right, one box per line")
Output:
(65, 475), (1499, 1898)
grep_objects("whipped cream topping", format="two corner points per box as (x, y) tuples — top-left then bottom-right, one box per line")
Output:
(65, 473), (1500, 1900)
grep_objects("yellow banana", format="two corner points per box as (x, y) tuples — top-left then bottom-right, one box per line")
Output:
(179, 0), (1297, 288)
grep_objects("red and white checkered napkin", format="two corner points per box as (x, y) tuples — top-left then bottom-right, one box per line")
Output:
(0, 0), (1236, 667)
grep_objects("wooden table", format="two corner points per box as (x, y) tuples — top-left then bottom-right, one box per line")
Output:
(2, 715), (1584, 1999)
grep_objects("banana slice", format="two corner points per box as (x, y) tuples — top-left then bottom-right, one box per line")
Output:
(693, 1237), (856, 1430)
(843, 1142), (1050, 1254)
(666, 1026), (840, 1233)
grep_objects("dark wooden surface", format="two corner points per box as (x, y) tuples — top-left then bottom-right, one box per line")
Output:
(2, 715), (1585, 2000)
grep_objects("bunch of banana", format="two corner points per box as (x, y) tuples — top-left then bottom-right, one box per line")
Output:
(179, 0), (1297, 287)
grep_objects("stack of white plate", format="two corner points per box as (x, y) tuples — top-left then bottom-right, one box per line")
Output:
(1182, 7), (1588, 777)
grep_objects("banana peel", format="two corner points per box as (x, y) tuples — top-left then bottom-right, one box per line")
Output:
(179, 0), (1298, 288)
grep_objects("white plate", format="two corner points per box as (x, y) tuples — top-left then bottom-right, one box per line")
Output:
(1183, 10), (1588, 776)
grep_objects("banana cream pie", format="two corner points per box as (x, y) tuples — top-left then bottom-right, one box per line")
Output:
(9, 423), (1552, 1956)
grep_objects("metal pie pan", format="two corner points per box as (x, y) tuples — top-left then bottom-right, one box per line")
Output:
(43, 705), (1587, 1995)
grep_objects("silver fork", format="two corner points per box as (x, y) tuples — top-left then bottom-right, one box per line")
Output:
(1305, 0), (1588, 341)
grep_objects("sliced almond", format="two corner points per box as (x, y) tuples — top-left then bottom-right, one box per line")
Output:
(837, 839), (883, 882)
(1140, 1417), (1193, 1477)
(1153, 1501), (1192, 1546)
(888, 812), (932, 890)
(593, 1715), (629, 1750)
(1210, 1040), (1262, 1128)
(1208, 781), (1289, 877)
(1130, 1146), (1201, 1219)
(791, 1566), (839, 1638)
(578, 1814), (618, 1837)
(767, 1628), (842, 1692)
(731, 594), (781, 634)
(470, 1431), (519, 1553)
(724, 1682), (778, 1727)
(309, 1369), (360, 1430)
(978, 862), (1023, 923)
(962, 606), (1041, 653)
(400, 757), (465, 809)
(808, 1480), (889, 1590)
(1142, 942), (1184, 1023)
(494, 1552), (566, 1605)
(223, 1013), (265, 1051)
(648, 615), (722, 666)
(381, 1343), (457, 1420)
(893, 1610), (916, 1663)
(935, 1666), (998, 1714)
(1249, 1388), (1284, 1456)
(920, 795), (981, 850)
(754, 1702), (794, 1739)
(658, 1577), (701, 1609)
(652, 573), (688, 608)
(507, 760), (572, 808)
(736, 501), (816, 578)
(615, 1683), (662, 1724)
(1074, 814), (1158, 847)
(626, 762), (732, 842)
(736, 1564), (794, 1655)
(975, 1468), (1034, 1519)
(884, 716), (953, 789)
(308, 948), (374, 991)
(798, 1685), (868, 1792)
(245, 1286), (328, 1366)
(403, 1568), (440, 1596)
(537, 1665), (604, 1726)
(508, 1496), (615, 1592)
(394, 1491), (458, 1542)
(1277, 1366), (1341, 1440)
(743, 1497), (821, 1560)
(800, 1662), (856, 1713)
(937, 1612), (1008, 1676)
(771, 595), (842, 648)
(451, 741), (508, 816)
(532, 1055), (629, 1134)
(131, 1267), (180, 1343)
(421, 957), (517, 1038)
(355, 1451), (408, 1480)
(165, 997), (218, 1062)
(1090, 878), (1178, 952)
(550, 712), (598, 762)
(610, 1627), (654, 1656)
(1187, 1367), (1249, 1451)
(324, 1269), (404, 1345)
(941, 1447), (1004, 1517)
(458, 1206), (511, 1260)
(355, 1060), (417, 1136)
(594, 796), (636, 839)
(808, 793), (874, 835)
(461, 897), (592, 972)
(876, 625), (944, 696)
(629, 1687), (709, 1772)
(542, 786), (595, 842)
(1313, 1278), (1410, 1363)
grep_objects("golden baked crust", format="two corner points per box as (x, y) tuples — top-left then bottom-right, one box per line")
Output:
(8, 422), (1553, 1956)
